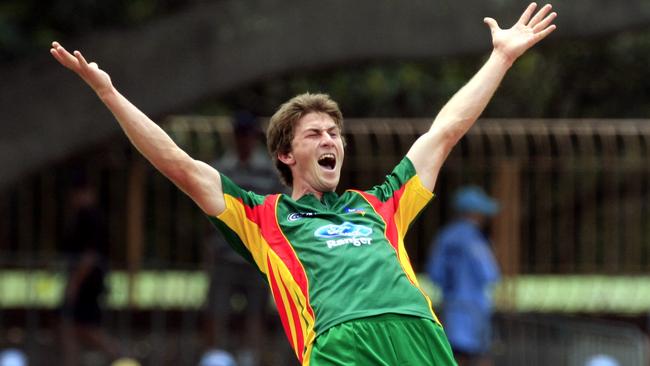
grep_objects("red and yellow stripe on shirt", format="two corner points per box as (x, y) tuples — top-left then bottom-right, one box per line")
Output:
(352, 174), (440, 324)
(217, 193), (315, 363)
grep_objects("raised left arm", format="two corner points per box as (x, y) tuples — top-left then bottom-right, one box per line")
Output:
(407, 2), (557, 190)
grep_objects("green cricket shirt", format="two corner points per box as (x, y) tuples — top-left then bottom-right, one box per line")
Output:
(208, 157), (439, 364)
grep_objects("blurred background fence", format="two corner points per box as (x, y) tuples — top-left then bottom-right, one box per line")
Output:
(2, 117), (650, 365)
(494, 313), (649, 366)
(5, 117), (650, 272)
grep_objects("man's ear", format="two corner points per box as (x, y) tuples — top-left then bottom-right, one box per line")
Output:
(278, 151), (295, 166)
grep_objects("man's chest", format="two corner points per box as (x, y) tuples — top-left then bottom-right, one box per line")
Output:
(273, 196), (393, 263)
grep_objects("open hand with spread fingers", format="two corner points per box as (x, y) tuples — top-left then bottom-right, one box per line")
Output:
(50, 41), (113, 97)
(484, 2), (557, 65)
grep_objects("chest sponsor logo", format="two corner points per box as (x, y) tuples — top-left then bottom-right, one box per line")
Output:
(314, 222), (373, 249)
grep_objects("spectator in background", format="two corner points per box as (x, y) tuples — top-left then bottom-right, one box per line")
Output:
(199, 349), (238, 366)
(0, 349), (27, 366)
(212, 111), (285, 194)
(202, 111), (284, 366)
(585, 354), (620, 366)
(60, 174), (121, 366)
(427, 186), (501, 366)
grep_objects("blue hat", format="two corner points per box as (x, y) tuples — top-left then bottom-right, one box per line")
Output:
(585, 355), (619, 366)
(199, 349), (237, 366)
(0, 349), (27, 366)
(452, 186), (499, 216)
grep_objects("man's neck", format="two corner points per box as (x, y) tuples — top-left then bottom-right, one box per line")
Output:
(291, 187), (323, 201)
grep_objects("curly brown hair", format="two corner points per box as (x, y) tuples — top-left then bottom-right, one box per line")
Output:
(266, 93), (344, 187)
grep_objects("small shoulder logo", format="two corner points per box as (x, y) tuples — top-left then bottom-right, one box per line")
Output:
(345, 207), (366, 216)
(287, 212), (317, 222)
(287, 213), (302, 222)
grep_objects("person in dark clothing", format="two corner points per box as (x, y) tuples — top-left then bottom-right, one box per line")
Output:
(202, 111), (285, 366)
(60, 178), (120, 366)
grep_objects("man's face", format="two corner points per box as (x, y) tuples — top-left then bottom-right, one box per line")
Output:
(280, 112), (344, 194)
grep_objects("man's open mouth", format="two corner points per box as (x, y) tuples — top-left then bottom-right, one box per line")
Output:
(318, 153), (336, 170)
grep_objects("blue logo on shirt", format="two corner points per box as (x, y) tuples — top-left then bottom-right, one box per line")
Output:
(314, 222), (372, 239)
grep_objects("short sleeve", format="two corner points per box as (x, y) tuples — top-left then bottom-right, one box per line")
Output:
(365, 157), (434, 234)
(206, 174), (268, 268)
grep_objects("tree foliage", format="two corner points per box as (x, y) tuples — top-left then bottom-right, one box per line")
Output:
(3, 0), (650, 118)
(0, 0), (187, 63)
(205, 28), (650, 119)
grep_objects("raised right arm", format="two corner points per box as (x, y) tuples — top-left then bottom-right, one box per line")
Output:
(50, 42), (225, 216)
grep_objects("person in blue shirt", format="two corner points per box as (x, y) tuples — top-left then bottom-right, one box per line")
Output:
(427, 186), (501, 366)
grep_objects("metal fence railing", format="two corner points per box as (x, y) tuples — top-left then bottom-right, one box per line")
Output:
(3, 118), (650, 274)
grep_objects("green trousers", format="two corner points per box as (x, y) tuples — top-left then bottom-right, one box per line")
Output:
(308, 314), (457, 365)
